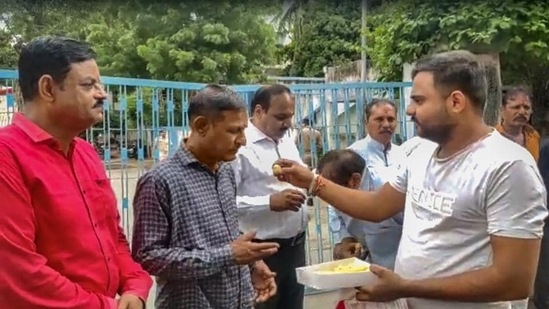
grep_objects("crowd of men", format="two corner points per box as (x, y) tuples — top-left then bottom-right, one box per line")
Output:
(0, 36), (548, 309)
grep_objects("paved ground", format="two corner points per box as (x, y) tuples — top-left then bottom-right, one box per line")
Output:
(107, 162), (338, 308)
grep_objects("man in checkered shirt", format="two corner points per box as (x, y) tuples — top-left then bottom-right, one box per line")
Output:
(131, 85), (280, 308)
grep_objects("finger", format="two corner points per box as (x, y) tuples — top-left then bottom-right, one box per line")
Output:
(268, 280), (277, 297)
(369, 264), (387, 276)
(248, 242), (280, 251)
(274, 158), (296, 168)
(288, 200), (303, 209)
(355, 290), (373, 302)
(256, 291), (269, 303)
(254, 248), (279, 259)
(239, 231), (257, 241)
(289, 189), (307, 198)
(287, 206), (300, 212)
(260, 270), (276, 279)
(289, 194), (306, 204)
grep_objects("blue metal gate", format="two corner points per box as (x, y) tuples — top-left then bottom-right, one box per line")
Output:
(0, 69), (413, 288)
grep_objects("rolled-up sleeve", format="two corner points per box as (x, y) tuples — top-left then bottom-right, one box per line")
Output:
(131, 171), (234, 280)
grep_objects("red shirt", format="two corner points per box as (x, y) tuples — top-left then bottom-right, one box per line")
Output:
(0, 113), (152, 308)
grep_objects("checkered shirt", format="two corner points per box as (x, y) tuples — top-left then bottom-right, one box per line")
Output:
(131, 147), (254, 309)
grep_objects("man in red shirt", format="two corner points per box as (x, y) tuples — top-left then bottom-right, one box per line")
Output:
(0, 36), (152, 308)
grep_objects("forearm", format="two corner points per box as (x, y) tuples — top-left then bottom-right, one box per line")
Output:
(400, 267), (529, 302)
(134, 244), (233, 280)
(317, 181), (401, 222)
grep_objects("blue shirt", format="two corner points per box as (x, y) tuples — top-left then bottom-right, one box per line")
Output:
(328, 135), (406, 270)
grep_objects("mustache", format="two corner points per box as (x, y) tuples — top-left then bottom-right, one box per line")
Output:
(515, 116), (528, 122)
(93, 100), (104, 108)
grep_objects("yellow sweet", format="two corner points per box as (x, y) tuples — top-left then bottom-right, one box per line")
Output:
(315, 263), (369, 274)
(272, 164), (282, 175)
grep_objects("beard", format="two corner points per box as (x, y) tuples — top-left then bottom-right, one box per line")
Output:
(414, 115), (457, 145)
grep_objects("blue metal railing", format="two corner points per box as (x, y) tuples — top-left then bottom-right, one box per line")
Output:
(0, 69), (413, 295)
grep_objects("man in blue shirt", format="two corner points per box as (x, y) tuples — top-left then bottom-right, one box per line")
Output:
(326, 98), (406, 270)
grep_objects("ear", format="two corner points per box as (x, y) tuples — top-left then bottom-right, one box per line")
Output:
(348, 172), (362, 189)
(37, 75), (56, 103)
(253, 104), (264, 118)
(191, 116), (210, 136)
(448, 90), (466, 113)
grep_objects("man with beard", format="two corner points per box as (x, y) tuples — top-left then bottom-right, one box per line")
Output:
(271, 50), (547, 308)
(232, 84), (308, 309)
(0, 36), (152, 308)
(327, 98), (405, 271)
(496, 86), (540, 161)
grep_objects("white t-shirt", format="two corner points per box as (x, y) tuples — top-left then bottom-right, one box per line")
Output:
(390, 131), (548, 309)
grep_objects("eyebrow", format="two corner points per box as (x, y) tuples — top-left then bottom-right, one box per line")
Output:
(79, 77), (98, 83)
(410, 94), (425, 101)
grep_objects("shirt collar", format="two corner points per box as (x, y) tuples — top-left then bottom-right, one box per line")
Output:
(246, 120), (275, 144)
(495, 123), (536, 136)
(175, 141), (225, 175)
(175, 141), (200, 166)
(365, 135), (392, 152)
(12, 112), (55, 143)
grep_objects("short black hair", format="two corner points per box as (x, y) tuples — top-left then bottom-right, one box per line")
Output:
(302, 118), (310, 126)
(18, 36), (97, 102)
(412, 50), (487, 112)
(364, 98), (397, 121)
(188, 84), (247, 120)
(250, 84), (292, 113)
(501, 85), (531, 107)
(317, 149), (365, 186)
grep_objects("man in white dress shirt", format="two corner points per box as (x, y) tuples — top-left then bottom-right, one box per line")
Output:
(273, 50), (547, 308)
(232, 84), (307, 309)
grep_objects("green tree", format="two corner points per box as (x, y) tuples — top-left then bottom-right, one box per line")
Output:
(278, 0), (362, 77)
(366, 0), (549, 126)
(0, 0), (281, 130)
(0, 0), (280, 84)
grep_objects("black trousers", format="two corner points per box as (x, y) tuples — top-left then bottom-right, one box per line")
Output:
(255, 232), (306, 309)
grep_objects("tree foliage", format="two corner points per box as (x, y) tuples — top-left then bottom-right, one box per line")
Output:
(277, 0), (362, 77)
(367, 0), (549, 82)
(366, 0), (549, 127)
(0, 0), (279, 84)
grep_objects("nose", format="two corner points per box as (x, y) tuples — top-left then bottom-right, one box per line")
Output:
(95, 84), (107, 100)
(406, 104), (414, 117)
(283, 118), (293, 129)
(238, 134), (247, 147)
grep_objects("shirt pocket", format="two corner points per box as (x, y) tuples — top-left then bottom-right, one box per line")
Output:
(85, 178), (118, 225)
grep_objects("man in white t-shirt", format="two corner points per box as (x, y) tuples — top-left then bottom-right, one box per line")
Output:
(272, 50), (548, 309)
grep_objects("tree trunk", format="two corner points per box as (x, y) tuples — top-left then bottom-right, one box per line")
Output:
(477, 53), (502, 126)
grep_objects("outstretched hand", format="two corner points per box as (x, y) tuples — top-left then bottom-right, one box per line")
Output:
(272, 159), (315, 189)
(355, 264), (408, 302)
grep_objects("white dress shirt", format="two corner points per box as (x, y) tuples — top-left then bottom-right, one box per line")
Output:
(231, 122), (308, 240)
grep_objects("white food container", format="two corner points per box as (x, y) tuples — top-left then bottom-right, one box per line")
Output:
(296, 257), (378, 290)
